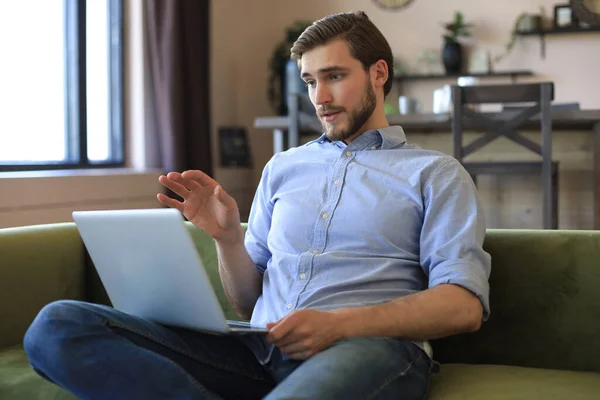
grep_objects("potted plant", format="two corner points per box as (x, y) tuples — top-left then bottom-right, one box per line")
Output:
(442, 11), (473, 74)
(267, 20), (312, 115)
(494, 9), (543, 65)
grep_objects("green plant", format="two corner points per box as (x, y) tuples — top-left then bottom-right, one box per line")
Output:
(493, 13), (526, 64)
(494, 7), (544, 64)
(267, 20), (312, 114)
(443, 11), (473, 43)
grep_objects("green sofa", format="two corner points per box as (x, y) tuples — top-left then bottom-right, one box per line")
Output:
(1, 222), (599, 399)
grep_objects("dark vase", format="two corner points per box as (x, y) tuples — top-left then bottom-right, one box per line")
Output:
(442, 41), (462, 74)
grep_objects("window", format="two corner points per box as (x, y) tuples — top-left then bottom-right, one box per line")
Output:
(0, 0), (123, 171)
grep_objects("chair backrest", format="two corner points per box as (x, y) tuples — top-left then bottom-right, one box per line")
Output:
(451, 82), (554, 163)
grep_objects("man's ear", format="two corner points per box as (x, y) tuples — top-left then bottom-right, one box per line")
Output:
(371, 60), (388, 91)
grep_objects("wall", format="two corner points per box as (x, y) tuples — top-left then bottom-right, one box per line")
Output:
(2, 1), (596, 229)
(0, 170), (163, 229)
(210, 0), (600, 229)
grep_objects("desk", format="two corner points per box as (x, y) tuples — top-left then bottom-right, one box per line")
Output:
(254, 110), (600, 229)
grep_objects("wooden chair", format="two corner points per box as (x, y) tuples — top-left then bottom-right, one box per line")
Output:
(451, 82), (558, 229)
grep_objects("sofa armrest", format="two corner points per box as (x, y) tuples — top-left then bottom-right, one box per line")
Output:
(0, 223), (87, 349)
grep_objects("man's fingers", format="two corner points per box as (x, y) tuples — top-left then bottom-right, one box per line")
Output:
(157, 193), (184, 213)
(181, 170), (218, 188)
(214, 185), (236, 209)
(266, 322), (278, 330)
(187, 180), (203, 191)
(285, 350), (312, 360)
(167, 172), (207, 193)
(279, 341), (308, 355)
(272, 330), (306, 348)
(267, 318), (296, 344)
(159, 175), (191, 200)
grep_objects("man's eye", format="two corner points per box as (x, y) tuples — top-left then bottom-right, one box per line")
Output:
(305, 81), (316, 88)
(330, 73), (341, 81)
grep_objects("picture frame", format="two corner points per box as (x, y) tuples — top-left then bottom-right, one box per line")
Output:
(218, 126), (252, 168)
(554, 4), (577, 28)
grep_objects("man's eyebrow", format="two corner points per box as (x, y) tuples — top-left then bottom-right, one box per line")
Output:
(301, 66), (350, 79)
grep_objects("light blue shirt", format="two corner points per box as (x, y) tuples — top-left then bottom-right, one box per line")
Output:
(244, 126), (491, 362)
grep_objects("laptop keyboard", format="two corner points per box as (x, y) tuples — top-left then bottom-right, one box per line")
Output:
(227, 320), (253, 329)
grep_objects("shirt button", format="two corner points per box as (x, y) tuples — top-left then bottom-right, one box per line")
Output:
(286, 303), (293, 310)
(322, 213), (329, 219)
(312, 249), (319, 254)
(345, 151), (352, 157)
(299, 273), (307, 280)
(334, 179), (341, 185)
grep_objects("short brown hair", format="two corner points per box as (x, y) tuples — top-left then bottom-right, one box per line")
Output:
(290, 11), (394, 97)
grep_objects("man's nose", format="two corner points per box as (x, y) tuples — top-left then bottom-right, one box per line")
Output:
(314, 83), (332, 106)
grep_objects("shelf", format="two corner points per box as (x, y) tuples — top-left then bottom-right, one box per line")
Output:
(517, 26), (600, 58)
(517, 26), (600, 36)
(394, 70), (534, 82)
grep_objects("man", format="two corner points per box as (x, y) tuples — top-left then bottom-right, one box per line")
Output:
(24, 11), (491, 400)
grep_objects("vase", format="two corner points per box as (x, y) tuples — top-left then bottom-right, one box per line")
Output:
(442, 41), (462, 74)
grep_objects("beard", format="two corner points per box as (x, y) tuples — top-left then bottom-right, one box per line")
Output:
(320, 82), (377, 143)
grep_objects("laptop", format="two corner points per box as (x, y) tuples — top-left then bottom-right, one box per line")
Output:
(72, 208), (267, 335)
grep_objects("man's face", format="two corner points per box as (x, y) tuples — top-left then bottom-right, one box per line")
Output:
(300, 39), (376, 142)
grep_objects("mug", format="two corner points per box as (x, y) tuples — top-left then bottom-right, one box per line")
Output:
(433, 85), (452, 114)
(398, 96), (419, 115)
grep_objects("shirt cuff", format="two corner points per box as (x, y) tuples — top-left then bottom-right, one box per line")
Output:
(428, 260), (491, 321)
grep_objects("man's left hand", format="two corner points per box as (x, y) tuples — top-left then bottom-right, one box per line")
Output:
(266, 309), (347, 360)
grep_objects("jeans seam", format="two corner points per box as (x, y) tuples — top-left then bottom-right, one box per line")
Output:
(104, 319), (268, 382)
(366, 352), (425, 400)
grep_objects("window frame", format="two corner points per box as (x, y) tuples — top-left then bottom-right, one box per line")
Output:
(0, 0), (124, 172)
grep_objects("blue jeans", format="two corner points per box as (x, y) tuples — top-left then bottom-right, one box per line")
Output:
(24, 300), (436, 399)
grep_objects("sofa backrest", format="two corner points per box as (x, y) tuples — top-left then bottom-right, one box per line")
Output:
(432, 229), (600, 373)
(93, 224), (600, 373)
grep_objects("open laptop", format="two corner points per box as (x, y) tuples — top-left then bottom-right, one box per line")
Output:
(72, 208), (267, 335)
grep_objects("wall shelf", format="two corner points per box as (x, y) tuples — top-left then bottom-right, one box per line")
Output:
(394, 70), (534, 83)
(517, 26), (600, 58)
(517, 26), (600, 36)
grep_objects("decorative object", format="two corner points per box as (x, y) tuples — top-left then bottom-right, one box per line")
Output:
(442, 11), (473, 74)
(384, 103), (398, 115)
(398, 96), (420, 115)
(393, 56), (411, 76)
(570, 0), (600, 25)
(554, 4), (577, 28)
(416, 49), (442, 75)
(518, 13), (542, 32)
(218, 127), (252, 168)
(267, 20), (312, 115)
(433, 85), (452, 114)
(372, 0), (414, 11)
(469, 49), (492, 74)
(516, 20), (600, 59)
(495, 12), (530, 64)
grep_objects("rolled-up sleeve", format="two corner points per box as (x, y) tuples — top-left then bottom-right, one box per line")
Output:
(244, 158), (275, 274)
(420, 158), (492, 320)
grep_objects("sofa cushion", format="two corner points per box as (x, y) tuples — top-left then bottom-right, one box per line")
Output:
(0, 346), (76, 400)
(428, 363), (600, 400)
(4, 347), (600, 399)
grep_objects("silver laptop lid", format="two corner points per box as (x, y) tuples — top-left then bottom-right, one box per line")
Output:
(72, 208), (231, 334)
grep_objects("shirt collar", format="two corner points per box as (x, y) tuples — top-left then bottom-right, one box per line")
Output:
(310, 125), (407, 150)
